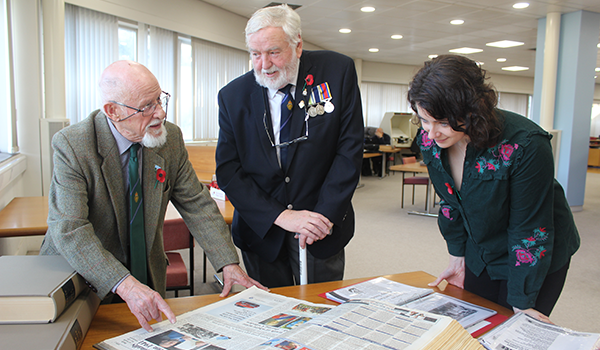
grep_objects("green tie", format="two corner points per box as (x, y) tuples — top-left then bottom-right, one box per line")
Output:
(128, 143), (147, 284)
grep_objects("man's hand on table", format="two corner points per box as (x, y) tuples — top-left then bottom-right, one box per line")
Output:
(220, 263), (268, 297)
(116, 275), (176, 332)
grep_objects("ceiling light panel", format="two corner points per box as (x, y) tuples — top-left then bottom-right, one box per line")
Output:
(502, 66), (529, 71)
(449, 47), (483, 54)
(486, 40), (525, 48)
(513, 2), (530, 9)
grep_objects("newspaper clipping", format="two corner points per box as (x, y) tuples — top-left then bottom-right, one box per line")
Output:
(479, 312), (600, 350)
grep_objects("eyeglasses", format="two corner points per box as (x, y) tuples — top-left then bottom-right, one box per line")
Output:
(110, 91), (170, 122)
(263, 110), (309, 148)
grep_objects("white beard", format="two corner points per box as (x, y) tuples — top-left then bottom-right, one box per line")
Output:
(254, 57), (300, 90)
(141, 122), (168, 148)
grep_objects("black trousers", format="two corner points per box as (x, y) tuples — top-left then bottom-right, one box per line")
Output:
(464, 259), (570, 316)
(242, 232), (345, 288)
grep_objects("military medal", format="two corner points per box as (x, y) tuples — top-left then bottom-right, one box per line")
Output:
(324, 100), (335, 113)
(307, 82), (333, 117)
(316, 103), (325, 115)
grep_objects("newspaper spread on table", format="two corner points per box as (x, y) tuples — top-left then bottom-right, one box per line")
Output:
(95, 286), (332, 350)
(325, 277), (496, 330)
(94, 286), (471, 350)
(402, 292), (496, 328)
(325, 277), (434, 305)
(479, 312), (600, 350)
(248, 298), (457, 350)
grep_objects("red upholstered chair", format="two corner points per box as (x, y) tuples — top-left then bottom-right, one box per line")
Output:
(163, 219), (194, 297)
(401, 156), (430, 210)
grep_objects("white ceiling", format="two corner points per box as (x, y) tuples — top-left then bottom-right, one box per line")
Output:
(201, 0), (600, 80)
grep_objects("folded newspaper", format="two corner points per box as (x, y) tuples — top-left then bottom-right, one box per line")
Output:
(325, 277), (497, 329)
(95, 286), (483, 350)
(479, 312), (600, 350)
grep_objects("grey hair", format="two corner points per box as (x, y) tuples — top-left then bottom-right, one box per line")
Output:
(245, 4), (302, 49)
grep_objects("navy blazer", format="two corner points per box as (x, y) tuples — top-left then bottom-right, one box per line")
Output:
(216, 50), (364, 262)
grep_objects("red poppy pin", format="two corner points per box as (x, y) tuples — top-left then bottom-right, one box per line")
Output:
(155, 165), (166, 188)
(305, 74), (314, 86)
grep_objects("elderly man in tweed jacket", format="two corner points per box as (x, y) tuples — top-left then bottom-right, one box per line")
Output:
(41, 60), (264, 332)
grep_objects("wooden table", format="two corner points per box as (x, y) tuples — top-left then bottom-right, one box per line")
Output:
(0, 196), (234, 238)
(81, 271), (513, 349)
(389, 163), (437, 217)
(0, 196), (49, 237)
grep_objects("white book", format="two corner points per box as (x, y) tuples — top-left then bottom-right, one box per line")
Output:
(0, 255), (87, 323)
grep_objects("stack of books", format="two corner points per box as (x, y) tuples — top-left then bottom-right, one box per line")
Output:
(0, 255), (100, 350)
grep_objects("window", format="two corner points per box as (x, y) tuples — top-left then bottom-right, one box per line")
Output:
(360, 82), (410, 128)
(0, 0), (15, 156)
(190, 38), (248, 140)
(64, 4), (247, 141)
(65, 4), (118, 124)
(178, 37), (193, 140)
(591, 102), (600, 137)
(118, 23), (137, 61)
(497, 92), (530, 117)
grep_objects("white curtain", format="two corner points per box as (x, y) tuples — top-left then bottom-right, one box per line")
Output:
(65, 4), (118, 124)
(192, 38), (248, 140)
(497, 92), (530, 117)
(591, 102), (600, 137)
(147, 25), (175, 95)
(360, 82), (410, 128)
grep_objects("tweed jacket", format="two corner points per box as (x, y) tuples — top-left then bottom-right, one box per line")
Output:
(40, 110), (239, 299)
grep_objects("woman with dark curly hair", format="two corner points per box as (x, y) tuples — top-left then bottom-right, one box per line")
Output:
(408, 55), (580, 323)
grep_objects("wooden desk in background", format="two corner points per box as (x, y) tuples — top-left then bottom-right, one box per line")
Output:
(185, 144), (217, 184)
(81, 271), (513, 349)
(0, 196), (234, 238)
(389, 163), (437, 217)
(379, 145), (404, 177)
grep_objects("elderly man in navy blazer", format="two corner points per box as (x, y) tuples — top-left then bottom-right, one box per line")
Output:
(216, 4), (364, 288)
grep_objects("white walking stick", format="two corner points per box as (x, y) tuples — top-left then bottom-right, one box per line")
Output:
(299, 239), (308, 285)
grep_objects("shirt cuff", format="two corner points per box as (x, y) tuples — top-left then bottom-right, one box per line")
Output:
(111, 273), (130, 293)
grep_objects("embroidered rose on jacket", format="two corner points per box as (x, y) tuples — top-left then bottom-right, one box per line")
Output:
(418, 129), (440, 160)
(475, 158), (499, 173)
(441, 205), (453, 220)
(491, 140), (519, 167)
(420, 129), (434, 149)
(512, 227), (548, 267)
(514, 249), (535, 266)
(498, 143), (518, 162)
(474, 140), (520, 174)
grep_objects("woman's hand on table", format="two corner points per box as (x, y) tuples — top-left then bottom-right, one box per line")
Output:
(428, 255), (465, 289)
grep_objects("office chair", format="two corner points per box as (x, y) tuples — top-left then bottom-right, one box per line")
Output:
(400, 156), (430, 210)
(163, 219), (194, 297)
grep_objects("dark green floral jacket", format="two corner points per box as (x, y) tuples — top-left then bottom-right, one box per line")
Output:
(417, 109), (580, 309)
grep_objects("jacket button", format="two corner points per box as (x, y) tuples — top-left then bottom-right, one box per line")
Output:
(287, 204), (293, 209)
(285, 177), (291, 183)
